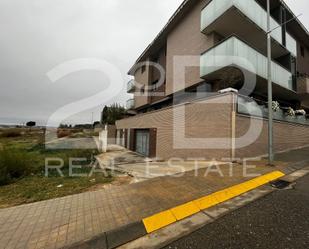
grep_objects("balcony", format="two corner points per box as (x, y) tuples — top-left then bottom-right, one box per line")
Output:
(201, 0), (297, 57)
(126, 99), (135, 110)
(127, 79), (135, 93)
(200, 36), (294, 92)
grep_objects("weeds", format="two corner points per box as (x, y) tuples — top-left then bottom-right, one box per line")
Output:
(0, 130), (22, 138)
(0, 130), (113, 207)
(0, 148), (34, 185)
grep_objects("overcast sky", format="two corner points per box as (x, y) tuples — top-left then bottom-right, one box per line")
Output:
(0, 0), (308, 126)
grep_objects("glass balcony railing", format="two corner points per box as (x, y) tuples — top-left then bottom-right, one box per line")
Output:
(126, 99), (135, 110)
(200, 36), (293, 90)
(201, 0), (297, 56)
(286, 32), (297, 56)
(127, 79), (135, 93)
(237, 95), (309, 125)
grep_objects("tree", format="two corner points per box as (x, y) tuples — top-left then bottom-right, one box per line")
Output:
(59, 124), (69, 129)
(26, 121), (36, 131)
(101, 104), (126, 125)
(26, 121), (36, 127)
(101, 106), (108, 125)
(93, 121), (100, 128)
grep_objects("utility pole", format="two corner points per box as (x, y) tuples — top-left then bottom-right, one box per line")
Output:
(267, 0), (274, 165)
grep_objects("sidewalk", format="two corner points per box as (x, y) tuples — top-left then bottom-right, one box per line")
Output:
(0, 147), (308, 249)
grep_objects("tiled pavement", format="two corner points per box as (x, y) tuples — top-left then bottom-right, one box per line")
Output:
(0, 147), (308, 249)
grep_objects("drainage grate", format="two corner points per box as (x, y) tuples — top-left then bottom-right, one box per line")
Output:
(270, 180), (291, 189)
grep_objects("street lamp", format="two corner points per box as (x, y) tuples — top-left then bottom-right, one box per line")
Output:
(266, 0), (302, 166)
(266, 0), (274, 165)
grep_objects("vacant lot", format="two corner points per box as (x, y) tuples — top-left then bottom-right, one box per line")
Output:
(0, 128), (115, 208)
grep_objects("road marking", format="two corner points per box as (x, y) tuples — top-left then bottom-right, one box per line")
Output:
(142, 171), (285, 233)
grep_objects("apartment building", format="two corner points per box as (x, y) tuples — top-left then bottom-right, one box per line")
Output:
(116, 0), (309, 160)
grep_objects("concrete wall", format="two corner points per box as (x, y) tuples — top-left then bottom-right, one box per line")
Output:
(107, 125), (116, 144)
(117, 94), (234, 160)
(235, 115), (309, 158)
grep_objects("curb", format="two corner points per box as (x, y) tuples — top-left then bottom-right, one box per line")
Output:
(119, 185), (275, 249)
(282, 159), (309, 174)
(119, 166), (309, 249)
(63, 170), (293, 249)
(63, 222), (147, 249)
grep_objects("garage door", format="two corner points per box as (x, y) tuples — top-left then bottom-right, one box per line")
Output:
(135, 130), (150, 157)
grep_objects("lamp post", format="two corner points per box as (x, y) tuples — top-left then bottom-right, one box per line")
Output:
(266, 0), (274, 165)
(266, 2), (302, 165)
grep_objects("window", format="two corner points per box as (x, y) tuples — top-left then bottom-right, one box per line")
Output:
(301, 46), (305, 57)
(141, 65), (146, 74)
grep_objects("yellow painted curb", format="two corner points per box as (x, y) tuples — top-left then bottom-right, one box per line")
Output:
(193, 194), (219, 210)
(228, 184), (247, 196)
(142, 210), (176, 233)
(170, 201), (200, 220)
(213, 189), (235, 203)
(264, 171), (285, 181)
(253, 177), (270, 186)
(142, 170), (285, 234)
(241, 179), (261, 190)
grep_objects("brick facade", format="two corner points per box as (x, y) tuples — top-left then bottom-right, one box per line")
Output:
(235, 115), (309, 158)
(117, 93), (309, 160)
(117, 94), (234, 160)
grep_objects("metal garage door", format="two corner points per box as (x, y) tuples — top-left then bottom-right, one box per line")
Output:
(135, 130), (150, 157)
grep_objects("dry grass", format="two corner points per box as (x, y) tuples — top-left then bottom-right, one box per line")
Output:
(57, 129), (72, 138)
(0, 129), (115, 208)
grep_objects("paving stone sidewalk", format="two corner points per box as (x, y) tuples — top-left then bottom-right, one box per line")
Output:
(0, 147), (308, 249)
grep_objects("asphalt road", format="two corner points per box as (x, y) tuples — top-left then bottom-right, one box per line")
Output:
(164, 174), (309, 249)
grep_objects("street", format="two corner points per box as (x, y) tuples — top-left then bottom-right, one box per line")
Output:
(165, 174), (309, 249)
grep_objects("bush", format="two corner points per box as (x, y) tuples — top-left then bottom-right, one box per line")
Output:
(57, 129), (71, 138)
(0, 148), (34, 185)
(0, 130), (22, 138)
